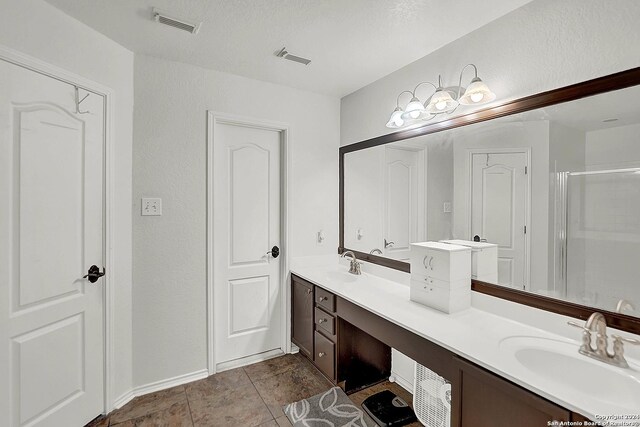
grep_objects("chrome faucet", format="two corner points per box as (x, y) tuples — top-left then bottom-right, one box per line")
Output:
(341, 251), (362, 275)
(568, 312), (640, 368)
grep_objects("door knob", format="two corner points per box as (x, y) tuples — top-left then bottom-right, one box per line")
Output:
(266, 245), (280, 258)
(83, 265), (105, 283)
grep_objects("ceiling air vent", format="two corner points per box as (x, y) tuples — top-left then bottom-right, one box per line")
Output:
(276, 47), (311, 66)
(153, 8), (201, 34)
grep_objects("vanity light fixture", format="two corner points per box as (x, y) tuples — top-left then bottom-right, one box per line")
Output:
(386, 64), (496, 128)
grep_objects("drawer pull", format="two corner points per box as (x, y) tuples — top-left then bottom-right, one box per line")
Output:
(423, 256), (434, 270)
(318, 352), (326, 358)
(318, 296), (327, 302)
(318, 318), (327, 324)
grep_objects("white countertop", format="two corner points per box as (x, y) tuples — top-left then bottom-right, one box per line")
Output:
(290, 255), (640, 423)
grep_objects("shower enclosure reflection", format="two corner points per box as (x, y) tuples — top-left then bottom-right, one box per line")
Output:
(343, 84), (640, 316)
(559, 169), (640, 311)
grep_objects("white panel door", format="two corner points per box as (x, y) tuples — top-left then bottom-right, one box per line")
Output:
(471, 152), (527, 289)
(213, 122), (281, 366)
(0, 60), (105, 426)
(384, 147), (420, 260)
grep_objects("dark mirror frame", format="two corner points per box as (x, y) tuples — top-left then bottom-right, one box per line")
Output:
(339, 67), (640, 335)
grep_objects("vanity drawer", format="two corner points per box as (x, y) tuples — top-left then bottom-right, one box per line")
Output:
(315, 307), (336, 336)
(410, 279), (470, 313)
(412, 273), (469, 290)
(315, 287), (336, 312)
(314, 331), (336, 380)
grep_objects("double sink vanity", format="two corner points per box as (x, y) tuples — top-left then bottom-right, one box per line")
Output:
(308, 67), (640, 426)
(290, 255), (640, 426)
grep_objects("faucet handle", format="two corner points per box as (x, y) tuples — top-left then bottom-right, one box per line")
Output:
(568, 321), (594, 353)
(567, 321), (589, 331)
(612, 335), (640, 346)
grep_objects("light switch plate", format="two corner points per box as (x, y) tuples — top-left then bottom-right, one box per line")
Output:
(142, 198), (162, 216)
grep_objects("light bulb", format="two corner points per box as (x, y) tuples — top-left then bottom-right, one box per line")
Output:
(401, 96), (426, 121)
(459, 77), (496, 105)
(426, 88), (458, 113)
(470, 92), (484, 103)
(386, 107), (404, 128)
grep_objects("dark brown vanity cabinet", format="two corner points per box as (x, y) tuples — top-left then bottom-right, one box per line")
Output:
(451, 357), (571, 427)
(291, 274), (391, 389)
(291, 275), (314, 358)
(290, 274), (596, 425)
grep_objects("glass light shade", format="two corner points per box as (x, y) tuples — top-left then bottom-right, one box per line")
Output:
(459, 77), (496, 105)
(385, 107), (404, 128)
(401, 96), (425, 120)
(425, 89), (458, 113)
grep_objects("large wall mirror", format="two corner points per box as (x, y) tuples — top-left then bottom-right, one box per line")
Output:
(340, 68), (640, 333)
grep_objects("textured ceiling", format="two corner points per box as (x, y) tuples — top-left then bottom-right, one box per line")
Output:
(45, 0), (534, 97)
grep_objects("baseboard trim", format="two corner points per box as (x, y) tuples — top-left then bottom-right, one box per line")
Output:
(134, 369), (209, 397)
(111, 369), (209, 412)
(390, 371), (414, 395)
(216, 348), (284, 372)
(112, 390), (135, 410)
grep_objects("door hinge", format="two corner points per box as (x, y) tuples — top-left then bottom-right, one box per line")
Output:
(524, 225), (527, 234)
(524, 166), (528, 175)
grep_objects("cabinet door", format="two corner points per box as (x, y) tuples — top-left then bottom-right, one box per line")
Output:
(291, 276), (314, 358)
(452, 357), (570, 427)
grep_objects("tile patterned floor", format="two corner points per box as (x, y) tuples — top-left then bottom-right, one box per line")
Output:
(87, 353), (422, 427)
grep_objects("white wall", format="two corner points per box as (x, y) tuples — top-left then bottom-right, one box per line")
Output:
(425, 135), (454, 242)
(0, 0), (134, 408)
(586, 123), (640, 168)
(132, 54), (340, 387)
(341, 0), (640, 146)
(344, 146), (384, 253)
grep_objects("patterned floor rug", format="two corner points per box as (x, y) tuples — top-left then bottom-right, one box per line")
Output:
(283, 387), (378, 427)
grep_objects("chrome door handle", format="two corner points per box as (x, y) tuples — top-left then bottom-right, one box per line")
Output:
(318, 352), (326, 358)
(318, 296), (327, 302)
(384, 238), (394, 248)
(306, 288), (312, 295)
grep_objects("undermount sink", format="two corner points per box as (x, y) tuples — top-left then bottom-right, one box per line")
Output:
(500, 336), (640, 409)
(325, 270), (360, 283)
